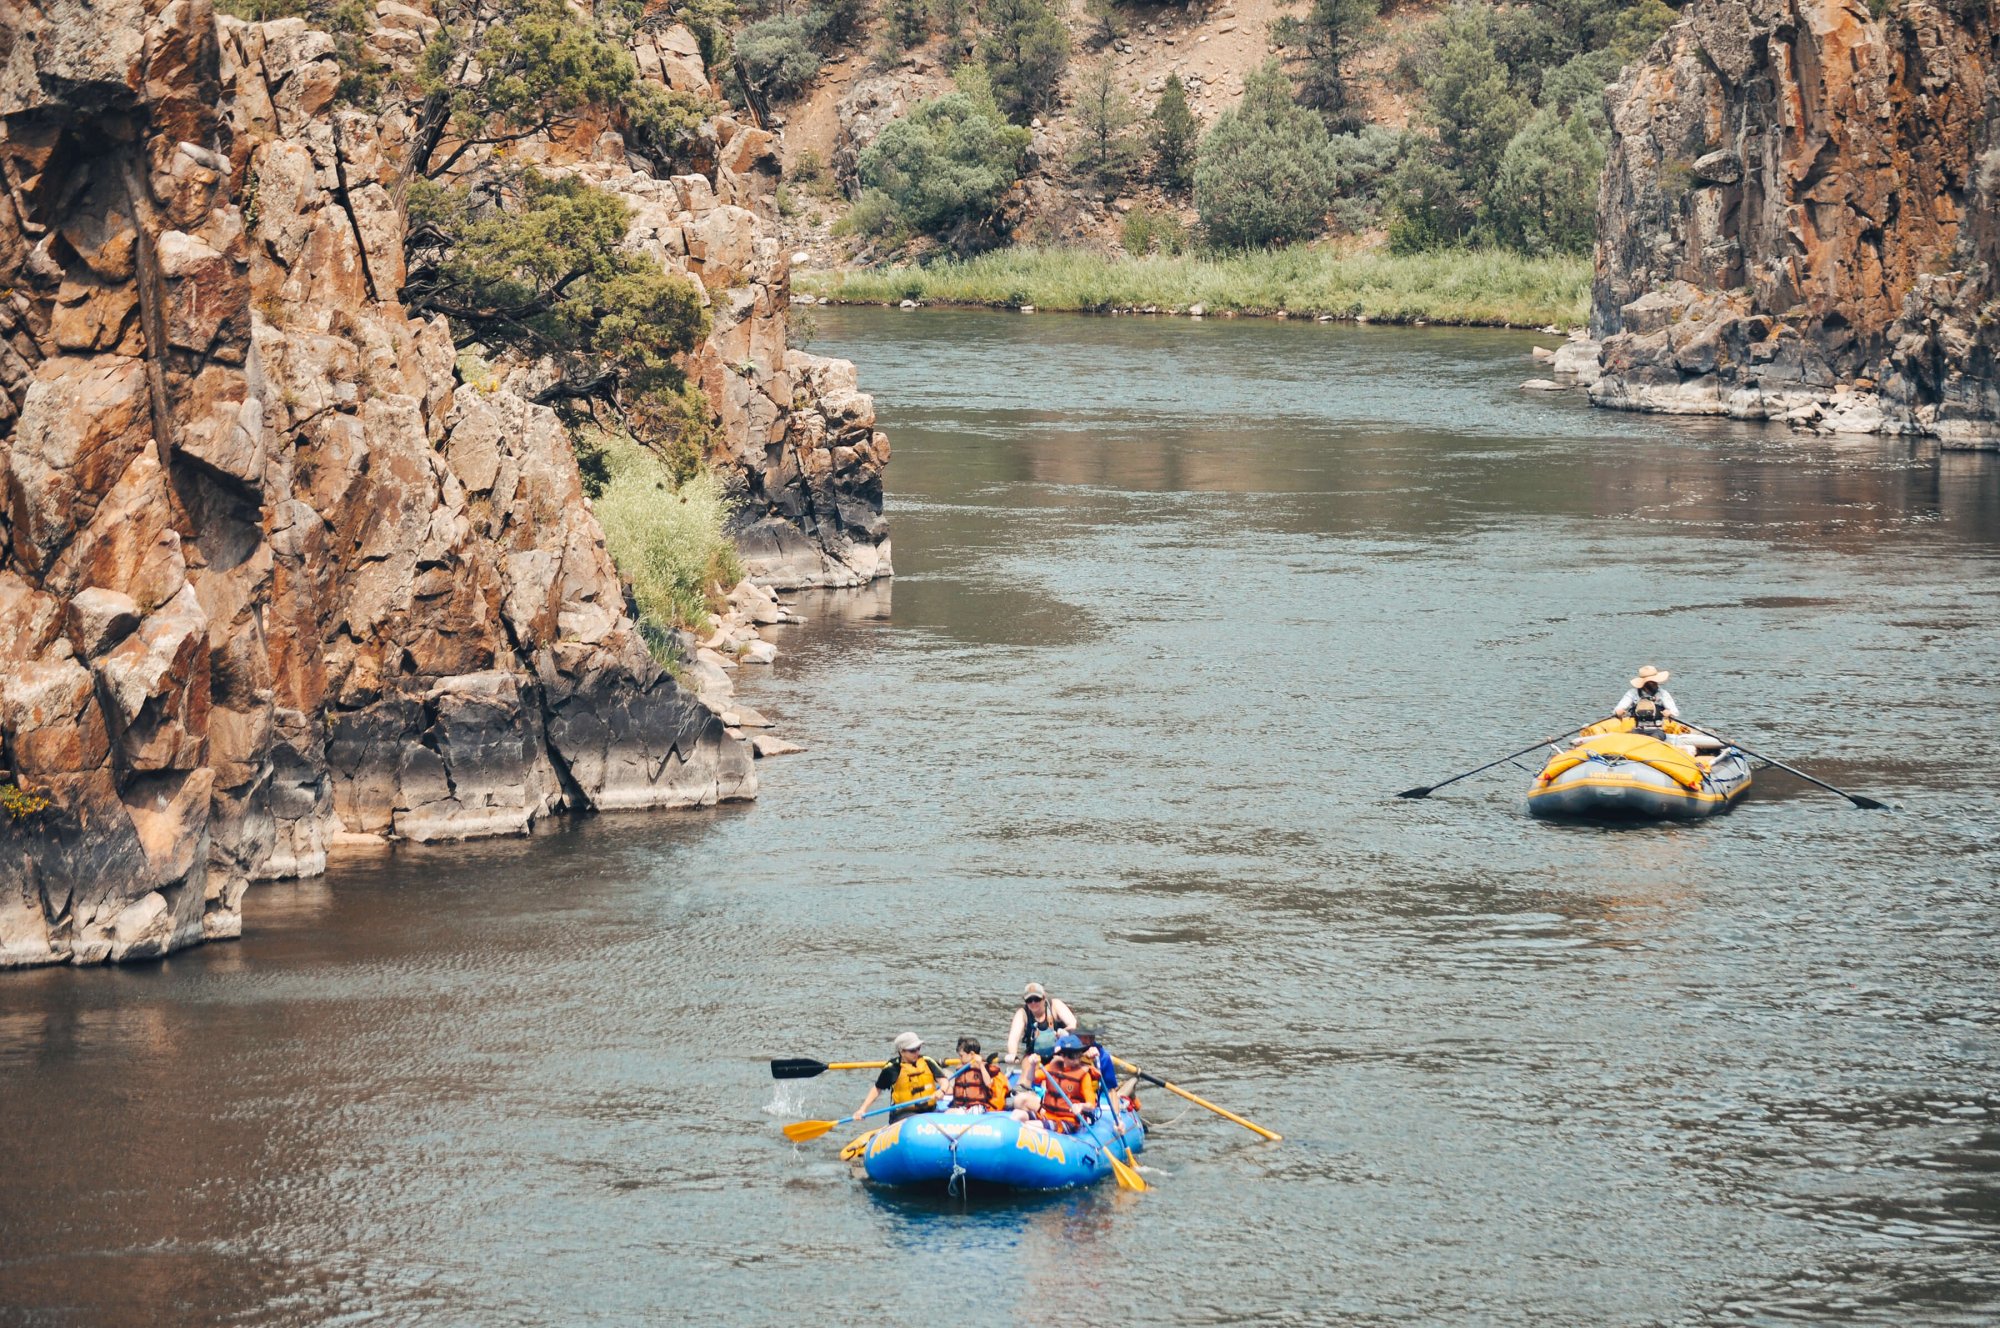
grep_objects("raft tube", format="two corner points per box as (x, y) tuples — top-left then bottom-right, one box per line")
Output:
(1527, 732), (1752, 821)
(859, 1109), (1146, 1193)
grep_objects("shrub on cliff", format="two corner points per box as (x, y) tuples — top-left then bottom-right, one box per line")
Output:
(736, 15), (821, 100)
(857, 91), (1031, 242)
(1194, 63), (1342, 248)
(404, 172), (710, 406)
(592, 436), (744, 632)
(410, 0), (640, 179)
(980, 0), (1069, 123)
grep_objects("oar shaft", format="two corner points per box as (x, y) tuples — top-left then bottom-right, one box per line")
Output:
(1111, 1057), (1282, 1142)
(1402, 719), (1614, 798)
(1681, 724), (1886, 808)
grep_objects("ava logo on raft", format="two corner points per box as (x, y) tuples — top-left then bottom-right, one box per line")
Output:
(1015, 1126), (1066, 1163)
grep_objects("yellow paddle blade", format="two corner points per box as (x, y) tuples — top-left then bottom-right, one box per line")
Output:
(1108, 1151), (1148, 1192)
(782, 1118), (840, 1142)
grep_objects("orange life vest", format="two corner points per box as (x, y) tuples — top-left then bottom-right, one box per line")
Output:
(950, 1062), (994, 1109)
(1035, 1060), (1098, 1132)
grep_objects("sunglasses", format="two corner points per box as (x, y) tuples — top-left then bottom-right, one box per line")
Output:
(1024, 996), (1045, 1003)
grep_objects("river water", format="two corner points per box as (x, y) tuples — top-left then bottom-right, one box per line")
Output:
(3, 308), (1997, 1326)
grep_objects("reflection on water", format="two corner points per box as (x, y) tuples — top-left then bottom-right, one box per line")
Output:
(2, 308), (1996, 1326)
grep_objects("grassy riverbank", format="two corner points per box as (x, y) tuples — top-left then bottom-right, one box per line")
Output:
(796, 245), (1592, 328)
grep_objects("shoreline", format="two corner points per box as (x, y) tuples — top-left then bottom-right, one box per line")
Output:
(793, 245), (1592, 331)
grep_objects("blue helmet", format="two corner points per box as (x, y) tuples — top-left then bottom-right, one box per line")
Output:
(1053, 1034), (1083, 1054)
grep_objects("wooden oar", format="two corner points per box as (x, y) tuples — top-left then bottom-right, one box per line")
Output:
(1110, 1056), (1282, 1142)
(1395, 720), (1612, 799)
(1680, 723), (1890, 810)
(782, 1097), (905, 1142)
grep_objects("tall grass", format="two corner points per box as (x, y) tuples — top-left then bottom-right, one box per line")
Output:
(590, 435), (743, 634)
(798, 244), (1592, 328)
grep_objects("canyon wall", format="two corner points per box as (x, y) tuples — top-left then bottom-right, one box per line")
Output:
(0, 0), (888, 966)
(1589, 0), (2000, 447)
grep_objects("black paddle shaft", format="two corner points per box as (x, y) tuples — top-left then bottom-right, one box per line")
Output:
(1395, 719), (1614, 799)
(1681, 724), (1890, 810)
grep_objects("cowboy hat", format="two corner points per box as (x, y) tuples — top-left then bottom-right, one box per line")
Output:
(1629, 665), (1670, 688)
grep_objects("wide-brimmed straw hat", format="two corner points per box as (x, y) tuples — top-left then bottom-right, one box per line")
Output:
(1629, 665), (1670, 688)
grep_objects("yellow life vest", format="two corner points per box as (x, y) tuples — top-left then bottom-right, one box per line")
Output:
(889, 1056), (940, 1105)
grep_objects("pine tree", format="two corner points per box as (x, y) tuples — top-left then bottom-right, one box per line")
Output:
(1272, 0), (1380, 121)
(1148, 74), (1198, 193)
(980, 0), (1070, 122)
(1074, 58), (1138, 184)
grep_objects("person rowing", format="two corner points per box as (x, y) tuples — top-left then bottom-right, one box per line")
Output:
(1029, 1035), (1101, 1134)
(1005, 982), (1077, 1064)
(851, 1031), (944, 1122)
(1614, 665), (1681, 736)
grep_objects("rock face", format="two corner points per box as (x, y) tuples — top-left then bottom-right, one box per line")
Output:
(0, 1), (885, 966)
(1590, 0), (2000, 447)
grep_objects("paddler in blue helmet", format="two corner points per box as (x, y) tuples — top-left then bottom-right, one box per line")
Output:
(852, 1031), (944, 1122)
(1073, 1026), (1134, 1111)
(1004, 982), (1077, 1064)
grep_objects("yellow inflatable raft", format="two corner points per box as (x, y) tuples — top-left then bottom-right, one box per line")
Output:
(1527, 728), (1752, 821)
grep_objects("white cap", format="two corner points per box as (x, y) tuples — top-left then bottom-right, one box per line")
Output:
(1023, 982), (1047, 998)
(893, 1031), (923, 1052)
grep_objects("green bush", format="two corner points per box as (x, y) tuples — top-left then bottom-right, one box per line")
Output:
(1194, 63), (1342, 248)
(1325, 124), (1406, 231)
(881, 0), (931, 53)
(980, 0), (1069, 122)
(591, 436), (744, 631)
(832, 188), (908, 241)
(1120, 205), (1187, 256)
(736, 15), (821, 99)
(1490, 103), (1605, 254)
(856, 92), (1030, 240)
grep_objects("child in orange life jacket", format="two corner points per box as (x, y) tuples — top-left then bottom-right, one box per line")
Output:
(1029, 1035), (1101, 1134)
(942, 1037), (1009, 1112)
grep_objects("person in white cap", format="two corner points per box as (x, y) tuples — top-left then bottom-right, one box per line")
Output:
(852, 1032), (944, 1122)
(1614, 665), (1680, 729)
(1004, 983), (1077, 1064)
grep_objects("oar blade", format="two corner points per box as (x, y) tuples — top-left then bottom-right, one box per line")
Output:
(781, 1118), (839, 1142)
(1849, 794), (1891, 810)
(1394, 786), (1434, 799)
(770, 1057), (829, 1080)
(1108, 1152), (1148, 1192)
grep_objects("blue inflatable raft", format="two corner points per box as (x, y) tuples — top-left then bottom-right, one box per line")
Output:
(858, 1109), (1147, 1193)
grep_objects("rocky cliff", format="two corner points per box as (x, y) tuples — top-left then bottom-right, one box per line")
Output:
(0, 0), (889, 966)
(1589, 0), (2000, 447)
